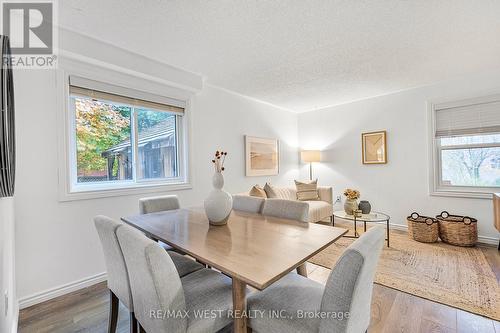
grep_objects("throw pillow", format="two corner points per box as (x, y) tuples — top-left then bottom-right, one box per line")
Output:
(263, 183), (279, 198)
(249, 185), (267, 198)
(295, 179), (319, 201)
(264, 183), (292, 199)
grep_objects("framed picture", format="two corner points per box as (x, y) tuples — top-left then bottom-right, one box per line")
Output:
(245, 136), (279, 176)
(362, 131), (387, 164)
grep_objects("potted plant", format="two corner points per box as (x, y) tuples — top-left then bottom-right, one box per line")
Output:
(343, 188), (360, 215)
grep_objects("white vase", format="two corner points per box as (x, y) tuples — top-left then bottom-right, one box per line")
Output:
(204, 172), (233, 225)
(344, 198), (358, 215)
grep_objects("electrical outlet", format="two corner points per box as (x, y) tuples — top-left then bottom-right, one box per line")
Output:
(335, 195), (341, 204)
(4, 291), (8, 316)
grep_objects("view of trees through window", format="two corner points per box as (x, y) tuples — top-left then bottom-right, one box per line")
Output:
(440, 134), (500, 187)
(73, 96), (178, 184)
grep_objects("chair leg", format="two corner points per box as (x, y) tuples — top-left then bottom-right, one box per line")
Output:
(130, 312), (138, 333)
(108, 291), (119, 333)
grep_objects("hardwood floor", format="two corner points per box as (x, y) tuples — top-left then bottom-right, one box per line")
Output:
(19, 254), (499, 333)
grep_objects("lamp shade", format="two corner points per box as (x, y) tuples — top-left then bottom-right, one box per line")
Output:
(301, 150), (321, 163)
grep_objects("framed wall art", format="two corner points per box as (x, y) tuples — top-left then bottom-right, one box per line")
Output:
(362, 130), (387, 164)
(245, 136), (279, 176)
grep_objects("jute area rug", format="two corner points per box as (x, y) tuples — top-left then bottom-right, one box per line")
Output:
(308, 229), (500, 320)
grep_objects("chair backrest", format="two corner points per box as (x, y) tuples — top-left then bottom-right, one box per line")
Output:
(93, 215), (133, 311)
(232, 194), (265, 213)
(139, 195), (180, 214)
(261, 198), (309, 222)
(319, 226), (385, 333)
(116, 224), (187, 333)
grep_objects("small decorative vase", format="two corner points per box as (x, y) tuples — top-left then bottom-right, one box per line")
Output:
(358, 200), (371, 214)
(344, 199), (358, 215)
(204, 172), (233, 225)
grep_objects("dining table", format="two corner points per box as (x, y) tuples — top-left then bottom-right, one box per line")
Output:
(122, 207), (348, 333)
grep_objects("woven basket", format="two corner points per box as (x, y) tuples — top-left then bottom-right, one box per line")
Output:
(407, 212), (439, 243)
(436, 211), (478, 247)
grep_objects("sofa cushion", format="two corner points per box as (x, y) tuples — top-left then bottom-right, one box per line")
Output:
(249, 185), (267, 198)
(306, 200), (333, 223)
(264, 183), (296, 200)
(295, 179), (319, 201)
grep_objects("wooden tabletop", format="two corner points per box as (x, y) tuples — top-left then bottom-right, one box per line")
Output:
(122, 207), (348, 290)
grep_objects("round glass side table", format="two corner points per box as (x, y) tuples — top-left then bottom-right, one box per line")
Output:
(332, 210), (391, 247)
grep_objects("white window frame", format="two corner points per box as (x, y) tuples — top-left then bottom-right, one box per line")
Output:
(57, 56), (194, 201)
(428, 95), (500, 199)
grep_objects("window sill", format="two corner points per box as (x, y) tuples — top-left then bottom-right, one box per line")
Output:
(59, 181), (193, 202)
(430, 189), (495, 199)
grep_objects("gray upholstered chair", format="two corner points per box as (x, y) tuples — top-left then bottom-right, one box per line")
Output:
(116, 224), (234, 333)
(247, 226), (385, 333)
(232, 194), (265, 213)
(261, 198), (309, 223)
(139, 194), (180, 214)
(261, 198), (310, 276)
(94, 216), (204, 333)
(94, 216), (137, 333)
(139, 194), (184, 253)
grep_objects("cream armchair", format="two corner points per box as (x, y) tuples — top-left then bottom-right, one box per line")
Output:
(233, 185), (333, 223)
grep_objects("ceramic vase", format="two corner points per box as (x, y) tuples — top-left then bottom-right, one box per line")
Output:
(344, 198), (358, 215)
(204, 172), (233, 225)
(359, 200), (371, 214)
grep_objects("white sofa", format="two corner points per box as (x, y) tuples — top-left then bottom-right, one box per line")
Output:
(233, 186), (333, 223)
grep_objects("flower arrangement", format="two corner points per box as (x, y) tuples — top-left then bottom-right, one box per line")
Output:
(211, 150), (228, 173)
(343, 188), (360, 200)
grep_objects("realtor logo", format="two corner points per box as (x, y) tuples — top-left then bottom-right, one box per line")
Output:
(1, 1), (57, 68)
(3, 2), (52, 54)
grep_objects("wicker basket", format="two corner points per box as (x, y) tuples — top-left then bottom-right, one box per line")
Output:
(436, 211), (478, 247)
(407, 212), (439, 243)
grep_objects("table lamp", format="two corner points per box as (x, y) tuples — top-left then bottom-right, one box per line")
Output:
(301, 150), (321, 180)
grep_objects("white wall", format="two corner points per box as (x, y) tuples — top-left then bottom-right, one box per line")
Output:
(298, 72), (500, 243)
(0, 197), (16, 333)
(14, 51), (298, 304)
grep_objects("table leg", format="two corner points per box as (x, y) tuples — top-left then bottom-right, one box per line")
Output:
(363, 221), (367, 233)
(386, 219), (390, 247)
(297, 263), (308, 277)
(354, 216), (358, 237)
(232, 278), (247, 333)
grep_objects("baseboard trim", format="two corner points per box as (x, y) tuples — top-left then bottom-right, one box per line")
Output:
(388, 222), (499, 246)
(18, 272), (107, 310)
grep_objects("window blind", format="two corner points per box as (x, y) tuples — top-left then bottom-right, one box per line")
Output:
(69, 76), (185, 115)
(435, 98), (500, 138)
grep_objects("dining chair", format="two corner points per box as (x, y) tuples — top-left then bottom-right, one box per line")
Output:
(232, 194), (265, 213)
(261, 198), (310, 276)
(139, 194), (184, 253)
(94, 216), (204, 333)
(247, 226), (385, 333)
(261, 198), (309, 223)
(116, 224), (234, 333)
(139, 194), (180, 214)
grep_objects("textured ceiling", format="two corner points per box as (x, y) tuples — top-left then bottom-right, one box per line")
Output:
(60, 1), (500, 112)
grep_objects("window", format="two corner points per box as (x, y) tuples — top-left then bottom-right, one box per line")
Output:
(68, 76), (188, 194)
(430, 95), (500, 197)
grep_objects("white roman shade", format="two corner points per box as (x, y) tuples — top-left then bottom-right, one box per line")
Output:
(69, 76), (185, 114)
(435, 97), (500, 138)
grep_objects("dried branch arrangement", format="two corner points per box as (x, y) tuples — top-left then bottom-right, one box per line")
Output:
(212, 150), (228, 173)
